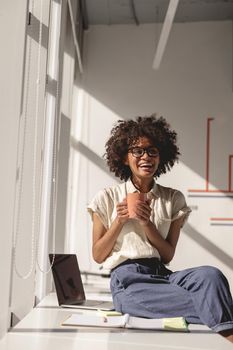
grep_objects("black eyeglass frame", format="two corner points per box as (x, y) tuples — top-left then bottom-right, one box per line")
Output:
(128, 147), (159, 158)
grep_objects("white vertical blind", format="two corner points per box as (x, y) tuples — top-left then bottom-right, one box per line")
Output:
(9, 0), (51, 324)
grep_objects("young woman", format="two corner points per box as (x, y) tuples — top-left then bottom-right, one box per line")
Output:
(88, 115), (233, 343)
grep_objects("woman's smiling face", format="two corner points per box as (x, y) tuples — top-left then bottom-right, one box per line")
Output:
(124, 137), (160, 183)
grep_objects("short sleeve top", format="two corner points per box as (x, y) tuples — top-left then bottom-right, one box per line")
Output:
(88, 179), (191, 270)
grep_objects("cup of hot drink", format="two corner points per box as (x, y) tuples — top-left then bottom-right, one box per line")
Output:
(127, 192), (146, 218)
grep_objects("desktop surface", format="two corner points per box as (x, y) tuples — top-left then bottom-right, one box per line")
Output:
(1, 293), (232, 350)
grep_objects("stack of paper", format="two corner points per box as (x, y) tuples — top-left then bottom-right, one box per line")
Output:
(62, 313), (188, 331)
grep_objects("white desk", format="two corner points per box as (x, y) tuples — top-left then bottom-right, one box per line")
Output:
(1, 293), (232, 350)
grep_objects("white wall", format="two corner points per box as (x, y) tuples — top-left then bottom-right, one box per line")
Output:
(68, 21), (233, 288)
(0, 0), (28, 337)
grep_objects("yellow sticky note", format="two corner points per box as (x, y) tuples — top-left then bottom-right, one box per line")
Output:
(162, 317), (188, 331)
(97, 310), (122, 317)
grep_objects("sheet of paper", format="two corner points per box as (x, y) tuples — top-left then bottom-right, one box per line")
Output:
(126, 316), (188, 331)
(62, 313), (128, 328)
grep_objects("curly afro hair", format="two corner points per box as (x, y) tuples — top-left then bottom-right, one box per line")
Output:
(104, 115), (180, 181)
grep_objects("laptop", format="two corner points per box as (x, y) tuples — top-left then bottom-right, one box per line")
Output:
(49, 254), (114, 311)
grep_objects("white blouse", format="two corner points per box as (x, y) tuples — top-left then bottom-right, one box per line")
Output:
(88, 179), (191, 270)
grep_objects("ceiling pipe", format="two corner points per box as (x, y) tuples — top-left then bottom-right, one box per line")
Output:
(152, 0), (179, 70)
(130, 0), (140, 26)
(67, 0), (83, 73)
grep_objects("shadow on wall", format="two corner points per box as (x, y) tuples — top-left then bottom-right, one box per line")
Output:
(183, 223), (233, 271)
(70, 136), (120, 182)
(28, 13), (49, 49)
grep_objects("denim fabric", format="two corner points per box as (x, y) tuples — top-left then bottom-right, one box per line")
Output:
(110, 260), (233, 332)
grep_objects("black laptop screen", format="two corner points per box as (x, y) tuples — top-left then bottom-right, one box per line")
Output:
(49, 254), (86, 305)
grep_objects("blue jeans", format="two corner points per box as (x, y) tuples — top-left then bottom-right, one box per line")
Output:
(110, 258), (233, 332)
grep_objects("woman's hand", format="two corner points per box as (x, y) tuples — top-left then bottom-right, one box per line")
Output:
(116, 198), (129, 224)
(133, 199), (152, 226)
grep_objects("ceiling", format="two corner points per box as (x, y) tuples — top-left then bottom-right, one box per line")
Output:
(81, 0), (233, 28)
(75, 0), (233, 71)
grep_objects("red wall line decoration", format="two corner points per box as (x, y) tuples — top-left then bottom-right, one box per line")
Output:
(188, 118), (233, 195)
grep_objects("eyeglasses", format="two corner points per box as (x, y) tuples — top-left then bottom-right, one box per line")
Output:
(128, 147), (159, 158)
